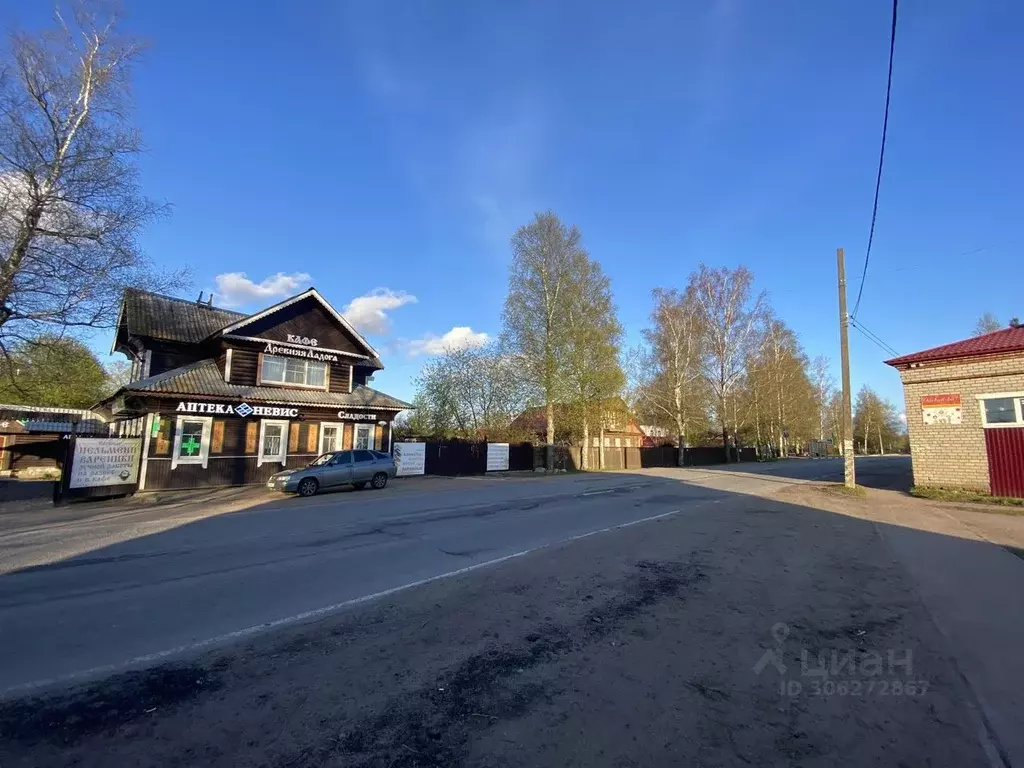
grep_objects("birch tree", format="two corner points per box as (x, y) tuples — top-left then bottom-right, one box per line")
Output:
(562, 250), (624, 469)
(973, 312), (1002, 335)
(638, 287), (706, 458)
(809, 355), (835, 441)
(691, 264), (765, 458)
(0, 4), (185, 360)
(502, 211), (579, 470)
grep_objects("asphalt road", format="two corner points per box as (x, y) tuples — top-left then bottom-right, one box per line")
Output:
(0, 457), (909, 695)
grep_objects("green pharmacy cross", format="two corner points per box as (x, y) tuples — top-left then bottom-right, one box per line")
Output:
(182, 435), (201, 456)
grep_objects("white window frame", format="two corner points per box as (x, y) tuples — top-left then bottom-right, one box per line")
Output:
(224, 348), (233, 383)
(258, 354), (329, 390)
(319, 422), (344, 455)
(172, 415), (213, 469)
(258, 419), (290, 466)
(976, 392), (1024, 428)
(353, 423), (373, 451)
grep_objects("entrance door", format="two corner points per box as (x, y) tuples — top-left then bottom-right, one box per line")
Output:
(354, 423), (373, 450)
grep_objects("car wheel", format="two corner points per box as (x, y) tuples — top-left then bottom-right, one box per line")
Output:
(371, 472), (388, 490)
(352, 482), (366, 490)
(297, 478), (319, 497)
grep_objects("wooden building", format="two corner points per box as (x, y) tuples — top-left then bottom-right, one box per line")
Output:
(509, 399), (646, 448)
(95, 288), (411, 491)
(0, 405), (108, 476)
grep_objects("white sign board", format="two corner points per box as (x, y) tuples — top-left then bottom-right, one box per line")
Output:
(486, 442), (510, 472)
(393, 442), (426, 476)
(69, 438), (141, 489)
(921, 393), (962, 426)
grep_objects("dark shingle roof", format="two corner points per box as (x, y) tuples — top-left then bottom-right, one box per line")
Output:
(885, 326), (1024, 367)
(120, 289), (246, 344)
(120, 360), (412, 410)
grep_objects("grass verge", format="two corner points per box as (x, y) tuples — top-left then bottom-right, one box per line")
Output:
(821, 484), (868, 499)
(910, 485), (1024, 512)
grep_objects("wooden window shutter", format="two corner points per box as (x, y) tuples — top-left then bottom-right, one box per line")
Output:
(289, 423), (300, 452)
(306, 424), (318, 453)
(374, 425), (383, 450)
(245, 421), (258, 453)
(211, 421), (225, 453)
(342, 423), (353, 450)
(155, 418), (171, 455)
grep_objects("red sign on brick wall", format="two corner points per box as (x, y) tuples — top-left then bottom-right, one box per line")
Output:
(921, 394), (961, 408)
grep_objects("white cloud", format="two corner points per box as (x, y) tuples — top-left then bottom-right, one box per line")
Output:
(342, 288), (418, 334)
(409, 326), (490, 356)
(214, 272), (312, 308)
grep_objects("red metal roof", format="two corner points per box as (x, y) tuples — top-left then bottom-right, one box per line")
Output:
(885, 325), (1024, 367)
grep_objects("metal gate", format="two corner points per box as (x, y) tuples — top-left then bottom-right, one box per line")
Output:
(984, 427), (1024, 499)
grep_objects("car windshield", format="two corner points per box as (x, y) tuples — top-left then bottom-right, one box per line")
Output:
(308, 454), (334, 467)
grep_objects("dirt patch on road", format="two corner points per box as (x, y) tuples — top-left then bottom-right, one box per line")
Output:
(0, 492), (993, 768)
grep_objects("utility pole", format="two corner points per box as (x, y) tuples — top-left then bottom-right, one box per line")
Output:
(837, 248), (856, 488)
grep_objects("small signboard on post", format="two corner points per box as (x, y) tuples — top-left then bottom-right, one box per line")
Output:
(54, 436), (142, 505)
(921, 393), (962, 425)
(393, 442), (426, 476)
(486, 443), (510, 472)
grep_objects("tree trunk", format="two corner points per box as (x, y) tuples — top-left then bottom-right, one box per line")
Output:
(581, 417), (590, 471)
(599, 425), (605, 469)
(546, 400), (554, 471)
(877, 423), (884, 456)
(674, 383), (685, 467)
(720, 394), (730, 461)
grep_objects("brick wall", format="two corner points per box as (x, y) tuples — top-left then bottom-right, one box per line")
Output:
(899, 354), (1024, 491)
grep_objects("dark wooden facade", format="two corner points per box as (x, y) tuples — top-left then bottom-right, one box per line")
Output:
(102, 289), (408, 491)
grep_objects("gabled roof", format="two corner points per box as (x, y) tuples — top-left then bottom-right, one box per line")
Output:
(114, 288), (384, 368)
(217, 288), (380, 359)
(115, 289), (246, 347)
(109, 359), (412, 410)
(885, 325), (1024, 367)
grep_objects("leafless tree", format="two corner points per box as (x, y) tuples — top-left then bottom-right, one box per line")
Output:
(973, 312), (1002, 336)
(637, 287), (705, 458)
(502, 211), (579, 470)
(690, 264), (765, 458)
(809, 355), (835, 441)
(0, 3), (186, 361)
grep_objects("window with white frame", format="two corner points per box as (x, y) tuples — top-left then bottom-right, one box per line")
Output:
(172, 415), (212, 469)
(979, 394), (1024, 427)
(319, 422), (343, 454)
(259, 354), (327, 388)
(258, 419), (289, 466)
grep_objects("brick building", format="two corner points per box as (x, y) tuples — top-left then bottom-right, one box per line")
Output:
(885, 324), (1024, 497)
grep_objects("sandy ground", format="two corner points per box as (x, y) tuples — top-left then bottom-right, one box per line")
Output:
(0, 475), (1005, 767)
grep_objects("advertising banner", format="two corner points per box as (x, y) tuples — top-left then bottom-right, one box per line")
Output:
(486, 442), (510, 472)
(69, 438), (142, 489)
(394, 442), (426, 476)
(921, 393), (962, 426)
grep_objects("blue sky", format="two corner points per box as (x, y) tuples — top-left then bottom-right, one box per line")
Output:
(5, 1), (1022, 411)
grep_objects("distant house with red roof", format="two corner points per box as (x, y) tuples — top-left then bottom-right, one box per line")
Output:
(885, 321), (1024, 498)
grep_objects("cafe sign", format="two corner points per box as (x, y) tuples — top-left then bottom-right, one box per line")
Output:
(336, 411), (377, 421)
(265, 340), (338, 363)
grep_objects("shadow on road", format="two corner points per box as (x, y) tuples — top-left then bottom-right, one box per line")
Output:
(2, 455), (1021, 768)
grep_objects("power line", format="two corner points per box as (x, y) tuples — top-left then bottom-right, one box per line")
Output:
(849, 317), (899, 358)
(851, 0), (899, 320)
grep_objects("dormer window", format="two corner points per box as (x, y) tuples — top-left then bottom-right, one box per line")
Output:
(260, 354), (327, 388)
